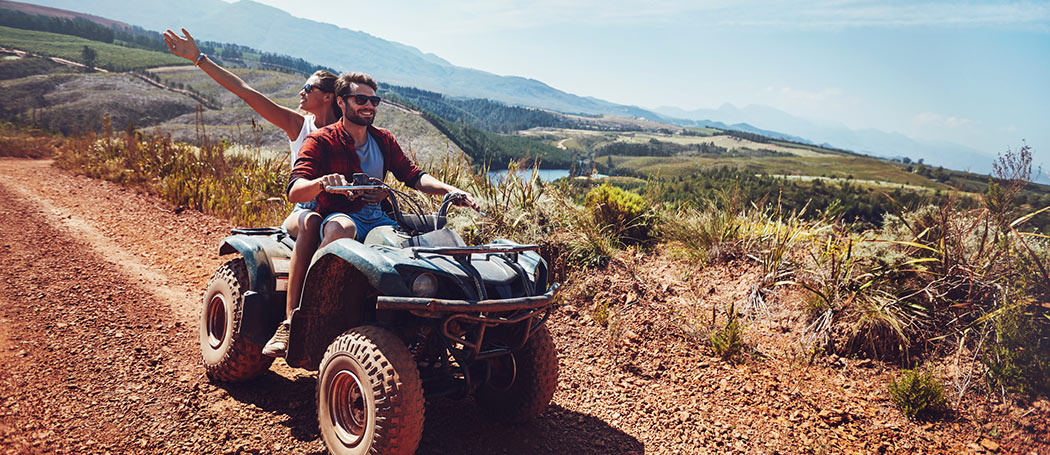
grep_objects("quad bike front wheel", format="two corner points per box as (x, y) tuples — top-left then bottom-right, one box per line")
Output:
(317, 326), (425, 455)
(200, 258), (274, 382)
(476, 324), (559, 422)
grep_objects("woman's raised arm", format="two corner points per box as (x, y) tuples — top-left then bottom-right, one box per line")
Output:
(163, 28), (304, 140)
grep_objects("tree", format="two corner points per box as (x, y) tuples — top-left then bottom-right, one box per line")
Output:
(80, 46), (97, 71)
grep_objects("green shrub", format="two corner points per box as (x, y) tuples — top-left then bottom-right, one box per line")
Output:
(984, 302), (1050, 397)
(585, 183), (650, 243)
(710, 302), (746, 362)
(888, 368), (946, 419)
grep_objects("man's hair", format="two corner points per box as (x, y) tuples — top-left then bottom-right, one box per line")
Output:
(310, 70), (341, 119)
(335, 72), (379, 98)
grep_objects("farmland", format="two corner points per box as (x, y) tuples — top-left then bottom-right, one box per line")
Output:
(0, 26), (185, 70)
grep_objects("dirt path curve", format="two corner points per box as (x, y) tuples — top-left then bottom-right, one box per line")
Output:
(0, 159), (638, 454)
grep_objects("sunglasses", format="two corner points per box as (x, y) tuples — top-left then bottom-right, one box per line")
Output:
(343, 94), (382, 107)
(301, 83), (318, 93)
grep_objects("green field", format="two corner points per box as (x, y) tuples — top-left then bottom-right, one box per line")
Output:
(521, 126), (957, 191)
(0, 26), (185, 70)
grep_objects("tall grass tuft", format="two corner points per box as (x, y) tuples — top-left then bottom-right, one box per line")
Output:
(54, 115), (290, 226)
(660, 189), (750, 265)
(0, 122), (62, 158)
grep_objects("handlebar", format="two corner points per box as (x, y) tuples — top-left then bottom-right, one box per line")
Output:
(323, 173), (484, 225)
(324, 185), (386, 193)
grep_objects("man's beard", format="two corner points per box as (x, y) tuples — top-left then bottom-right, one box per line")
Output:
(346, 110), (375, 126)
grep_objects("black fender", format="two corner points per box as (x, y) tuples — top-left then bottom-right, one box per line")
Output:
(285, 239), (403, 370)
(218, 234), (292, 347)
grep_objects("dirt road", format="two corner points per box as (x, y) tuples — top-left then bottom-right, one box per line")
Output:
(0, 158), (1046, 454)
(0, 159), (638, 454)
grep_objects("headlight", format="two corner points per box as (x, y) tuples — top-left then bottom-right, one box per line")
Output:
(411, 273), (439, 297)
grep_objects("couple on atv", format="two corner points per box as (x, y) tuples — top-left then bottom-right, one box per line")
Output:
(164, 28), (479, 357)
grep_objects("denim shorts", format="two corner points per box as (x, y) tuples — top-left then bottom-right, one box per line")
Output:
(293, 199), (319, 213)
(321, 207), (398, 243)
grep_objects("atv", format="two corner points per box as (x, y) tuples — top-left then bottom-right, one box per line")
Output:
(199, 175), (560, 455)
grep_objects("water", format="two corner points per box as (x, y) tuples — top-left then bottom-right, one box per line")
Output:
(486, 169), (572, 182)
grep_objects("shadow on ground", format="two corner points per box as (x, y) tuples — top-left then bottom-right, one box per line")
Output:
(220, 371), (642, 454)
(420, 398), (643, 454)
(218, 370), (320, 442)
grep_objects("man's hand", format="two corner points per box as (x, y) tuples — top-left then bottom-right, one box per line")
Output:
(449, 191), (480, 212)
(318, 174), (349, 195)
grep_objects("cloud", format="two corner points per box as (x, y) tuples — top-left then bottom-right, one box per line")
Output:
(913, 112), (977, 129)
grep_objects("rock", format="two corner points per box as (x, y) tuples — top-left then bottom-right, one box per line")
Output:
(625, 292), (638, 305)
(979, 439), (1000, 452)
(819, 409), (848, 426)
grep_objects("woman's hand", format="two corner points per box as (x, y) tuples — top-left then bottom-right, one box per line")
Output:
(162, 28), (201, 62)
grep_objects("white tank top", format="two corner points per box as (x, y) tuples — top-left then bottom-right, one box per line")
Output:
(289, 114), (320, 211)
(289, 114), (318, 164)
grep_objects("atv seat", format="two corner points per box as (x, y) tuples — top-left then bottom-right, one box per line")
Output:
(364, 225), (465, 249)
(396, 213), (447, 233)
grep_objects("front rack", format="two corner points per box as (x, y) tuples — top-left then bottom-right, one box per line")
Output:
(409, 244), (540, 259)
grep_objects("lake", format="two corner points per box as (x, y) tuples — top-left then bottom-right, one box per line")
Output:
(486, 169), (572, 182)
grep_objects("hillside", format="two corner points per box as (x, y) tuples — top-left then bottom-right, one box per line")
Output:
(17, 0), (664, 120)
(0, 39), (465, 167)
(0, 57), (199, 134)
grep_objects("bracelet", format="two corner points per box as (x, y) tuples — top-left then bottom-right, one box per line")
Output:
(194, 53), (207, 67)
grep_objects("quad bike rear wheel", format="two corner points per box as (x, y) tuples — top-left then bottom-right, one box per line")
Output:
(317, 326), (425, 455)
(200, 258), (274, 381)
(476, 324), (558, 422)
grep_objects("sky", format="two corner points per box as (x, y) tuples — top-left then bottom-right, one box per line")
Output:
(223, 0), (1049, 169)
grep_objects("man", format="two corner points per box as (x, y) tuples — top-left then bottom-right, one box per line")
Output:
(262, 72), (477, 357)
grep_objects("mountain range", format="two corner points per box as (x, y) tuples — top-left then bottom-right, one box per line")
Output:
(18, 0), (1000, 175)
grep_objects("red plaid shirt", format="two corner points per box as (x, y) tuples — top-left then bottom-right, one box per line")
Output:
(289, 124), (424, 216)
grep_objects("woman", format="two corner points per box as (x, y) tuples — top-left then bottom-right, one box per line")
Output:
(163, 28), (338, 357)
